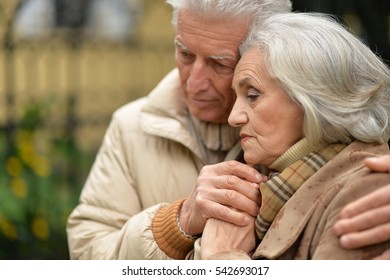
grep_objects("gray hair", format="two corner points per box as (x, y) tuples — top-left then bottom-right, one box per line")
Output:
(240, 12), (390, 146)
(165, 0), (292, 29)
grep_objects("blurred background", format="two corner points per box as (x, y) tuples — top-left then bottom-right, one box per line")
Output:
(0, 0), (389, 259)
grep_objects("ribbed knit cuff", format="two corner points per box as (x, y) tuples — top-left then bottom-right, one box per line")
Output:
(152, 199), (196, 259)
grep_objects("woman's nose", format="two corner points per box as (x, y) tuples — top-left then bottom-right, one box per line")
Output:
(228, 100), (247, 127)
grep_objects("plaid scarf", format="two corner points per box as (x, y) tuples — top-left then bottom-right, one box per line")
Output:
(255, 143), (346, 241)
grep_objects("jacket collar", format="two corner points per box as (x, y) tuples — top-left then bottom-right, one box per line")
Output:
(252, 141), (388, 259)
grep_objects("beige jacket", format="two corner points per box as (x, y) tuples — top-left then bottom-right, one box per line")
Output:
(196, 141), (390, 260)
(66, 69), (241, 259)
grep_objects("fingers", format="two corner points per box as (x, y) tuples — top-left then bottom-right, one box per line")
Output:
(364, 155), (390, 173)
(199, 174), (260, 204)
(195, 176), (261, 217)
(338, 222), (390, 249)
(179, 198), (255, 236)
(334, 203), (390, 237)
(337, 184), (390, 219)
(207, 205), (253, 227)
(180, 161), (263, 236)
(198, 161), (262, 204)
(201, 160), (264, 184)
(222, 188), (260, 216)
(189, 183), (259, 220)
(334, 155), (390, 251)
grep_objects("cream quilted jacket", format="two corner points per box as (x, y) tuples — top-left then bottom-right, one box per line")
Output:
(66, 68), (241, 259)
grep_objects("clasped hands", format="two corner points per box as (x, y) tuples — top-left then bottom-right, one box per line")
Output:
(178, 156), (390, 260)
(178, 160), (265, 259)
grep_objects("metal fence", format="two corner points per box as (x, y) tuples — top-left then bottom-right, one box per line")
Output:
(0, 0), (175, 259)
(0, 0), (175, 152)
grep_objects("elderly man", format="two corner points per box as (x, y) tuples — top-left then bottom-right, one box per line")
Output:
(67, 0), (390, 260)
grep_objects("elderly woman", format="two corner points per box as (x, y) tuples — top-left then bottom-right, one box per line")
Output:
(196, 12), (390, 260)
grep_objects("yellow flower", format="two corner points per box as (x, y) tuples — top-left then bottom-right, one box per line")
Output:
(6, 156), (23, 177)
(19, 138), (35, 166)
(0, 218), (18, 241)
(32, 217), (50, 241)
(31, 155), (51, 177)
(11, 178), (28, 198)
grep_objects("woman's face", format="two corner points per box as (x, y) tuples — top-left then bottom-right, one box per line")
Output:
(228, 48), (304, 166)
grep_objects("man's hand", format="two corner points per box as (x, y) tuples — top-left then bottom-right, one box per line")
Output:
(179, 160), (264, 236)
(364, 155), (390, 173)
(200, 215), (256, 260)
(333, 156), (390, 249)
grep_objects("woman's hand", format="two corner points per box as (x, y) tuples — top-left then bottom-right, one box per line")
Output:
(200, 214), (256, 260)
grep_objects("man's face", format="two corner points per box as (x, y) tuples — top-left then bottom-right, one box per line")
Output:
(175, 9), (249, 123)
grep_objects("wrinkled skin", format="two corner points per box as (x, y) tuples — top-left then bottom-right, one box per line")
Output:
(179, 160), (263, 236)
(334, 155), (390, 257)
(175, 10), (265, 235)
(201, 215), (256, 260)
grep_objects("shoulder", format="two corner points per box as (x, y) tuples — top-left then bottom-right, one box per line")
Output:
(97, 97), (147, 140)
(332, 166), (390, 206)
(113, 98), (147, 124)
(300, 141), (390, 208)
(111, 68), (181, 131)
(316, 142), (390, 212)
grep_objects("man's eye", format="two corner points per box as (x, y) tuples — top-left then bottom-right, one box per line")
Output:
(211, 61), (234, 74)
(179, 51), (194, 60)
(213, 61), (227, 68)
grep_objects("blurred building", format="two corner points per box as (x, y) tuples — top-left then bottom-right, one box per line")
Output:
(1, 0), (175, 152)
(0, 0), (174, 260)
(14, 0), (142, 41)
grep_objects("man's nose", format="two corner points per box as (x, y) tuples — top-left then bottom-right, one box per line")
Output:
(186, 60), (210, 93)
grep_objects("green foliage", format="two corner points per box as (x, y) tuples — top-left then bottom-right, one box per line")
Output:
(0, 101), (94, 259)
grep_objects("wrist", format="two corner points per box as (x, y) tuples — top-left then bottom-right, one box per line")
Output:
(177, 215), (198, 240)
(152, 199), (197, 259)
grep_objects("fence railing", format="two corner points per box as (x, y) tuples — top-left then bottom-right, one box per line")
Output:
(0, 0), (175, 259)
(1, 1), (175, 152)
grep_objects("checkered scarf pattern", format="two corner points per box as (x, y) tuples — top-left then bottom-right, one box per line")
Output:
(255, 143), (346, 241)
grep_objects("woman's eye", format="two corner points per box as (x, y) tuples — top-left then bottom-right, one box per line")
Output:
(247, 88), (260, 101)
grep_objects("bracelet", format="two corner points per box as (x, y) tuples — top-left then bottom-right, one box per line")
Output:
(176, 216), (198, 240)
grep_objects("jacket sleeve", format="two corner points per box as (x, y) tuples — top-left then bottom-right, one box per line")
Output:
(311, 172), (390, 260)
(66, 113), (173, 260)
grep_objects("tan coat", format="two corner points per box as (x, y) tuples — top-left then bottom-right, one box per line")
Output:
(198, 141), (390, 260)
(66, 69), (241, 259)
(254, 141), (390, 259)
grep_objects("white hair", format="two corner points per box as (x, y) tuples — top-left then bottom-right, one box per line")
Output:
(165, 0), (292, 29)
(241, 12), (390, 146)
